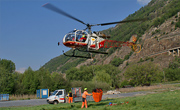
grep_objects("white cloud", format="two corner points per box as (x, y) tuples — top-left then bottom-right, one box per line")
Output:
(137, 0), (151, 5)
(16, 68), (26, 73)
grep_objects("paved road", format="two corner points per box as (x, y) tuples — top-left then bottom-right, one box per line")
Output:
(0, 99), (47, 107)
(0, 91), (150, 107)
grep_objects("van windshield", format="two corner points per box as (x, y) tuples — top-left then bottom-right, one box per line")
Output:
(52, 90), (58, 95)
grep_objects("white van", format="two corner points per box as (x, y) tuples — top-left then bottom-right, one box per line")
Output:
(47, 89), (66, 104)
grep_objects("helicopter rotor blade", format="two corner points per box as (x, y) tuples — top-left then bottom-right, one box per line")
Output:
(42, 3), (87, 25)
(93, 18), (148, 26)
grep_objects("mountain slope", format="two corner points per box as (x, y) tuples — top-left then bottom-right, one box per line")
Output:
(43, 0), (180, 73)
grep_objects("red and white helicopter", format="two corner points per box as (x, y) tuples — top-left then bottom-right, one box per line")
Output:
(43, 3), (145, 58)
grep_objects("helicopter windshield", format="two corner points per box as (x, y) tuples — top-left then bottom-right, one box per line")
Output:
(64, 30), (75, 42)
(64, 30), (88, 42)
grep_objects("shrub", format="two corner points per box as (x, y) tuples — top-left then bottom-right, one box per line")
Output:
(138, 58), (144, 63)
(175, 20), (180, 28)
(124, 51), (133, 61)
(164, 68), (180, 81)
(92, 70), (111, 85)
(111, 57), (124, 67)
(124, 62), (162, 86)
(120, 80), (129, 88)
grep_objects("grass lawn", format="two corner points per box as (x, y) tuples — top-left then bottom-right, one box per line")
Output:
(1, 89), (180, 110)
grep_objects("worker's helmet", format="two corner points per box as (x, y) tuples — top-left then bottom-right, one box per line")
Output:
(84, 88), (87, 90)
(69, 90), (71, 92)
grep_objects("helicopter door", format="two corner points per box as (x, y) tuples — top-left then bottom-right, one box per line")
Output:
(90, 37), (97, 49)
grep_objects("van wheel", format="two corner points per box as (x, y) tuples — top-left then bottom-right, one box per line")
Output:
(54, 101), (58, 105)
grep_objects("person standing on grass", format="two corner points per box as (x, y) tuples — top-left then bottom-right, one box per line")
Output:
(81, 88), (92, 108)
(65, 95), (69, 103)
(68, 91), (73, 103)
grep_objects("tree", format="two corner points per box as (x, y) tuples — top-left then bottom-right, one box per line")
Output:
(103, 65), (121, 87)
(22, 67), (36, 94)
(66, 67), (81, 81)
(37, 67), (52, 89)
(125, 62), (162, 86)
(0, 59), (15, 73)
(0, 66), (14, 94)
(21, 67), (52, 94)
(0, 59), (16, 94)
(66, 66), (94, 81)
(92, 70), (111, 84)
(66, 64), (121, 88)
(12, 72), (24, 94)
(164, 57), (180, 81)
(51, 72), (68, 91)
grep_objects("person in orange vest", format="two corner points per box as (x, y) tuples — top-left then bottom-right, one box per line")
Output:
(68, 91), (73, 103)
(81, 88), (92, 108)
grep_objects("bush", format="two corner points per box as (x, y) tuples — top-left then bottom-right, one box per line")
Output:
(175, 20), (180, 28)
(164, 68), (180, 81)
(111, 58), (124, 67)
(151, 58), (154, 61)
(138, 58), (144, 63)
(124, 51), (133, 61)
(124, 62), (162, 86)
(92, 70), (111, 85)
(169, 61), (180, 69)
(164, 57), (180, 81)
(126, 62), (129, 66)
(120, 80), (130, 88)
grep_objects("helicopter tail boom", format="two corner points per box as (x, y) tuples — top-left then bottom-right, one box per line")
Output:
(102, 40), (141, 53)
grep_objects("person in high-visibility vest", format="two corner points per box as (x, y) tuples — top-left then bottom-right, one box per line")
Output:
(65, 95), (69, 103)
(81, 88), (92, 108)
(79, 33), (87, 42)
(68, 91), (73, 103)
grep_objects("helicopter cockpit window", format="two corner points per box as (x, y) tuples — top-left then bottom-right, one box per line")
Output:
(76, 30), (87, 42)
(65, 31), (75, 42)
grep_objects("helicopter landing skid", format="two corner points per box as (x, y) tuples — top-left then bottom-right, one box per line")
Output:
(62, 48), (108, 59)
(63, 50), (92, 59)
(77, 48), (108, 54)
(63, 53), (91, 59)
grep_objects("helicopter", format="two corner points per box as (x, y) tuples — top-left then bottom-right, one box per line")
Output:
(42, 3), (145, 58)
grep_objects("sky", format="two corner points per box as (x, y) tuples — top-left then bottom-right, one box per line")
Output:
(0, 0), (151, 73)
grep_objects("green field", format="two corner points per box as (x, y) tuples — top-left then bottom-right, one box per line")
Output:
(1, 89), (180, 110)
